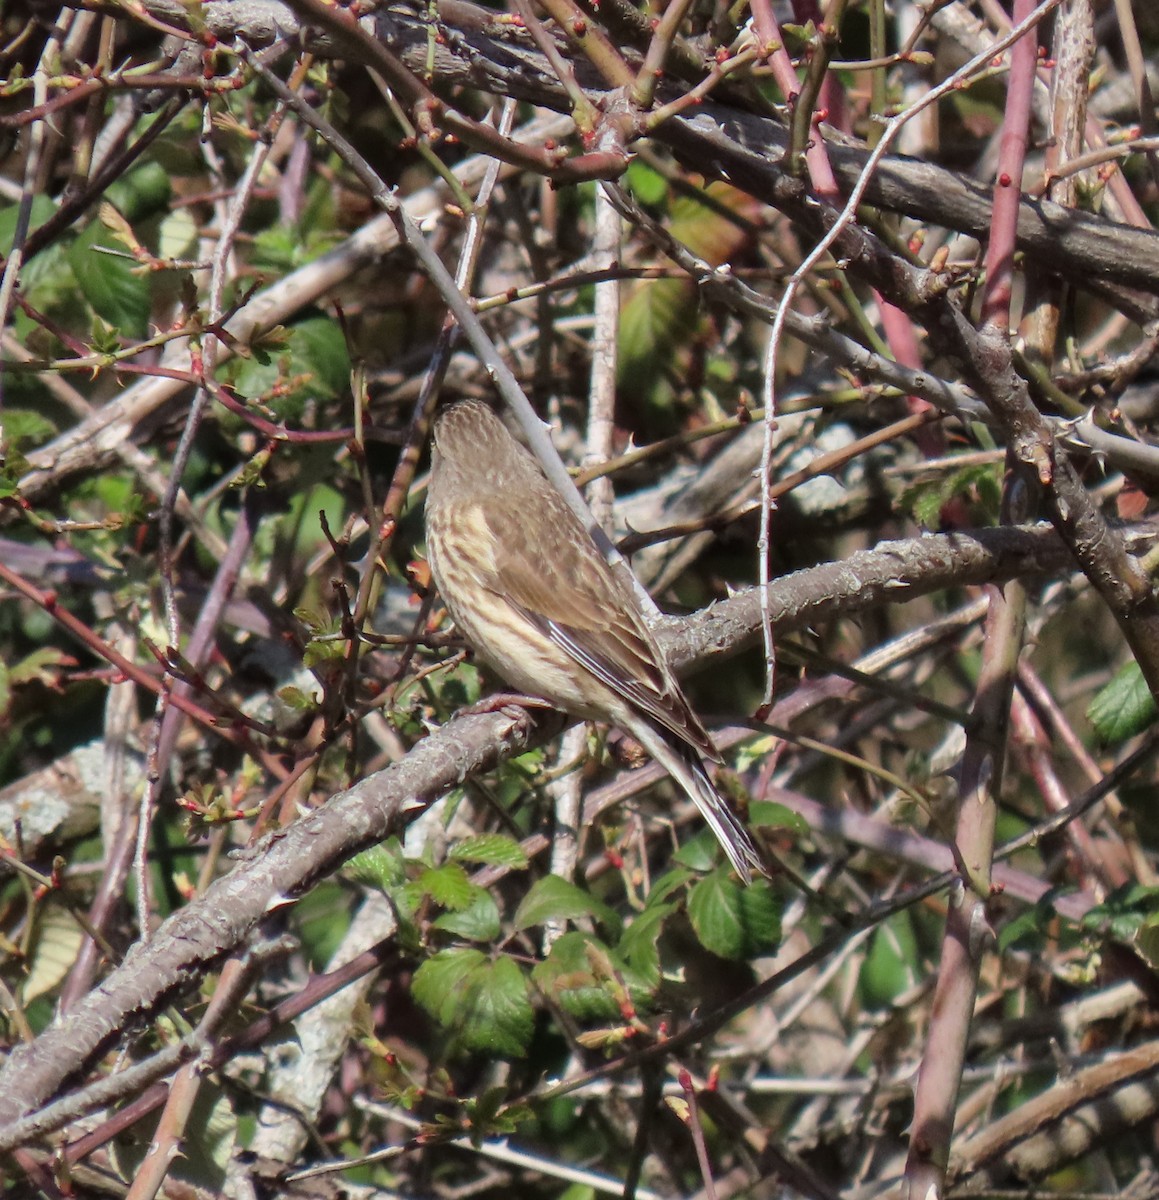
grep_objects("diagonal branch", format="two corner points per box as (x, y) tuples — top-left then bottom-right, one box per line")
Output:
(0, 521), (1131, 1135)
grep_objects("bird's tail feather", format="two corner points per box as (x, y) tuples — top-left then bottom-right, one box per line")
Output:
(639, 727), (765, 884)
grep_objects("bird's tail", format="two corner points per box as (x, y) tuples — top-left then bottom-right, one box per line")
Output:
(640, 727), (765, 884)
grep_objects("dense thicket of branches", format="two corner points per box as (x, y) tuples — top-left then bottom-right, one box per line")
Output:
(3, 1), (1159, 1197)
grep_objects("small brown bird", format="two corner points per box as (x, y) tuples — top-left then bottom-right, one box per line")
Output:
(425, 399), (764, 882)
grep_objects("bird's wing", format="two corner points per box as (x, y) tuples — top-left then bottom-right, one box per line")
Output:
(484, 489), (720, 761)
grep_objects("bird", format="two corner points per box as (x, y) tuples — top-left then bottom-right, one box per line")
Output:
(424, 399), (764, 883)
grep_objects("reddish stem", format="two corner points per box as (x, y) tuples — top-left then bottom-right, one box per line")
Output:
(980, 0), (1039, 330)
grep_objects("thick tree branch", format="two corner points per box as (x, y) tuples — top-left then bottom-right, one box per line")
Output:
(0, 521), (1127, 1135)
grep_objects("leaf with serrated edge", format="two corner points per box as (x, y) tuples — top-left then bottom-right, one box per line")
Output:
(513, 875), (620, 934)
(687, 872), (780, 961)
(24, 907), (84, 1003)
(450, 833), (529, 869)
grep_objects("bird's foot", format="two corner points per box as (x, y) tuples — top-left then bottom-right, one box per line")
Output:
(459, 691), (557, 718)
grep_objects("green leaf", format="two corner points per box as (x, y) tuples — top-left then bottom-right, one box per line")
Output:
(89, 313), (122, 354)
(68, 219), (150, 337)
(292, 314), (350, 398)
(252, 226), (302, 271)
(0, 197), (71, 310)
(182, 1082), (237, 1189)
(450, 833), (529, 869)
(748, 800), (810, 836)
(276, 684), (319, 712)
(433, 889), (502, 941)
(0, 196), (56, 255)
(413, 947), (487, 1026)
(616, 188), (756, 409)
(457, 956), (533, 1057)
(617, 275), (697, 406)
(434, 660), (484, 710)
(910, 483), (944, 531)
(903, 461), (1003, 531)
(465, 1086), (523, 1143)
(735, 734), (777, 772)
(513, 875), (621, 935)
(414, 949), (533, 1057)
(643, 866), (696, 907)
(617, 902), (675, 991)
(417, 863), (475, 911)
(860, 913), (919, 1008)
(1081, 883), (1159, 940)
(302, 631), (346, 669)
(113, 1077), (235, 1191)
(344, 841), (407, 891)
(1135, 914), (1159, 970)
(105, 160), (171, 222)
(250, 225), (341, 271)
(559, 1186), (597, 1200)
(1, 408), (56, 450)
(9, 646), (69, 689)
(295, 881), (352, 970)
(626, 160), (669, 207)
(998, 892), (1060, 954)
(531, 931), (631, 1022)
(225, 316), (349, 415)
(246, 323), (291, 367)
(1088, 661), (1157, 743)
(157, 208), (197, 262)
(671, 828), (720, 873)
(228, 349), (284, 402)
(687, 872), (781, 961)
